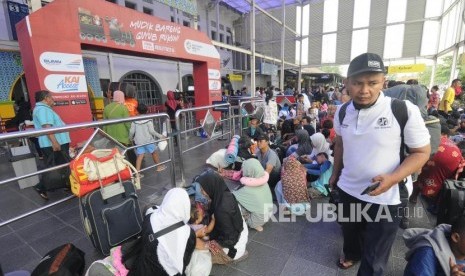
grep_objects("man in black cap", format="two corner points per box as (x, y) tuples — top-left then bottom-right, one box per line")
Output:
(329, 53), (431, 275)
(244, 114), (265, 140)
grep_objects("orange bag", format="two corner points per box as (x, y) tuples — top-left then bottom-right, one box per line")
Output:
(69, 148), (135, 197)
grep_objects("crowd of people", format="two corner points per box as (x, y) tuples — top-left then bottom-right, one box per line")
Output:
(5, 51), (465, 275)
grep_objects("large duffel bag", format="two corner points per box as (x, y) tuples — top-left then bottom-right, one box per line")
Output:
(70, 148), (140, 197)
(436, 179), (465, 225)
(31, 243), (85, 276)
(79, 181), (143, 255)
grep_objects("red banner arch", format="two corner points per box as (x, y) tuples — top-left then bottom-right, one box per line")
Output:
(16, 0), (221, 143)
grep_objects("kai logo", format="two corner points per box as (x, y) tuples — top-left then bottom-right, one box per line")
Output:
(57, 76), (80, 91)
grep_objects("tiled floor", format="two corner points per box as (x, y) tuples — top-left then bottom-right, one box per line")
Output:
(0, 135), (436, 275)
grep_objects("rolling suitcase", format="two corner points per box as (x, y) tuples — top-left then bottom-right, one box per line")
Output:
(436, 179), (465, 225)
(79, 180), (143, 255)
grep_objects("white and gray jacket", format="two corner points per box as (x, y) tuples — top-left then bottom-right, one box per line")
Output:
(129, 119), (164, 146)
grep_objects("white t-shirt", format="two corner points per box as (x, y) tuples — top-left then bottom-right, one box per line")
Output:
(334, 94), (430, 205)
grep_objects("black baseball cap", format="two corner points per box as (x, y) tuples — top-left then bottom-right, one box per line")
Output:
(347, 53), (385, 78)
(255, 134), (269, 142)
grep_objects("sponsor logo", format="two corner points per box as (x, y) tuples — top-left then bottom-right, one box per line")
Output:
(208, 69), (220, 80)
(209, 80), (221, 90)
(368, 60), (381, 68)
(39, 52), (84, 72)
(142, 41), (155, 51)
(42, 59), (62, 65)
(44, 74), (87, 93)
(57, 76), (80, 92)
(184, 39), (220, 59)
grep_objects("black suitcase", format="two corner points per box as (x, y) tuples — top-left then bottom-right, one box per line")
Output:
(436, 179), (465, 225)
(79, 181), (143, 255)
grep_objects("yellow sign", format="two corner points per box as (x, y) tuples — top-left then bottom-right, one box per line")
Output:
(387, 64), (426, 74)
(229, 74), (243, 81)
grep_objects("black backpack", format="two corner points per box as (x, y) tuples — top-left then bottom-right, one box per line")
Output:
(384, 84), (441, 156)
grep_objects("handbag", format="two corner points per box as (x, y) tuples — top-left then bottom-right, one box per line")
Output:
(42, 151), (71, 191)
(158, 122), (168, 151)
(84, 148), (130, 181)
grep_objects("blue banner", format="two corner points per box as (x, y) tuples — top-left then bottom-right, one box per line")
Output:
(7, 1), (29, 40)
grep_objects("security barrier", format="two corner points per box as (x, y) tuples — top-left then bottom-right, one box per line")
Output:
(0, 113), (174, 227)
(174, 102), (232, 185)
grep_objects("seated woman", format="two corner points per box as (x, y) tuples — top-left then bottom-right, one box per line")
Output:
(196, 171), (249, 263)
(300, 132), (333, 163)
(232, 159), (273, 232)
(275, 156), (310, 215)
(410, 125), (465, 212)
(86, 188), (212, 276)
(286, 129), (313, 157)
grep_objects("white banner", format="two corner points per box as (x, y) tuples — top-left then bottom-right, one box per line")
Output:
(184, 39), (220, 59)
(44, 74), (88, 93)
(39, 52), (84, 72)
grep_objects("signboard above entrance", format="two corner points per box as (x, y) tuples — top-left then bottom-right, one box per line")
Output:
(387, 64), (426, 74)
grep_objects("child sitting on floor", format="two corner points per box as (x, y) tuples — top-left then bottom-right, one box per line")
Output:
(189, 202), (215, 240)
(129, 103), (167, 177)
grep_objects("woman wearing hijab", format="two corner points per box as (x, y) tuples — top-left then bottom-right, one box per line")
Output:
(196, 171), (248, 262)
(128, 188), (211, 276)
(301, 132), (333, 163)
(233, 159), (273, 232)
(286, 129), (313, 157)
(275, 156), (311, 215)
(103, 90), (131, 145)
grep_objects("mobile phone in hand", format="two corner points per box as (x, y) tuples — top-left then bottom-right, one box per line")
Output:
(361, 182), (380, 195)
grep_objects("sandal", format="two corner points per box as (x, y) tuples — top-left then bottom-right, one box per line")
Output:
(338, 258), (358, 270)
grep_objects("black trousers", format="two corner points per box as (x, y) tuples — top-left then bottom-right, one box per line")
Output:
(339, 188), (401, 276)
(35, 143), (70, 192)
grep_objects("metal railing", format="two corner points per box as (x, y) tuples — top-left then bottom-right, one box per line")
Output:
(0, 113), (174, 227)
(175, 102), (232, 185)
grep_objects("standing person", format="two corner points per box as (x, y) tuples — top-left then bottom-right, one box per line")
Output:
(129, 104), (167, 177)
(123, 83), (139, 117)
(165, 90), (183, 141)
(330, 53), (431, 275)
(439, 79), (462, 118)
(32, 90), (71, 200)
(103, 90), (130, 145)
(262, 89), (278, 127)
(103, 90), (137, 165)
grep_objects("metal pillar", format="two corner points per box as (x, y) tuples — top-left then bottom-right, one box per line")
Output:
(280, 0), (286, 92)
(297, 3), (303, 93)
(177, 62), (183, 92)
(449, 0), (465, 83)
(250, 0), (256, 96)
(108, 53), (115, 81)
(429, 58), (437, 88)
